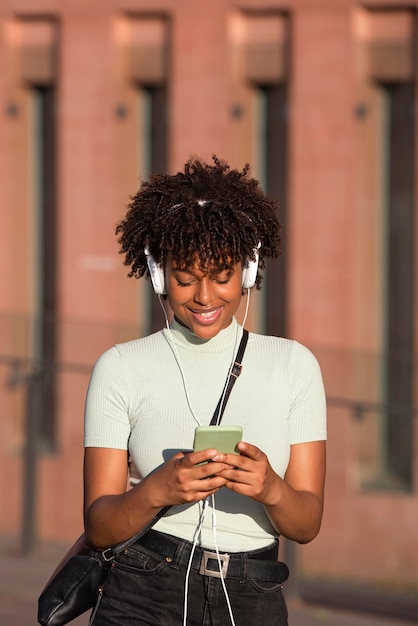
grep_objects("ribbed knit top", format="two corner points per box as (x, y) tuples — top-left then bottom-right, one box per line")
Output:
(84, 317), (326, 551)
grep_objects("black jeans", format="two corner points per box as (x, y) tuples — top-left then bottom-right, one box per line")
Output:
(90, 531), (289, 626)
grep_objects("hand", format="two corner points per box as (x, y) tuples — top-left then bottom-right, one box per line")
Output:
(145, 449), (231, 508)
(216, 442), (281, 506)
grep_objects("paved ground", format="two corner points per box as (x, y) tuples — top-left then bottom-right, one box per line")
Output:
(0, 539), (415, 626)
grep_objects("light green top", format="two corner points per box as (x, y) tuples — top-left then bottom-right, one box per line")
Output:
(84, 317), (326, 552)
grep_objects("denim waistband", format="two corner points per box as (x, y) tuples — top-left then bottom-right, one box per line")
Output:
(132, 529), (289, 583)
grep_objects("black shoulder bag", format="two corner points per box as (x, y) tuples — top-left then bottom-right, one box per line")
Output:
(38, 329), (249, 626)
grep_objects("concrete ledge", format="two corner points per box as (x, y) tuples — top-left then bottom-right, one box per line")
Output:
(300, 578), (418, 623)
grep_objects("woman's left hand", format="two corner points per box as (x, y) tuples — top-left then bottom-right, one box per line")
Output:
(216, 442), (281, 506)
(216, 439), (326, 544)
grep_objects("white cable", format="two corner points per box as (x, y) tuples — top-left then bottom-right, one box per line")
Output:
(158, 295), (201, 426)
(158, 290), (250, 428)
(158, 288), (250, 626)
(241, 286), (251, 329)
(211, 494), (236, 626)
(182, 498), (209, 626)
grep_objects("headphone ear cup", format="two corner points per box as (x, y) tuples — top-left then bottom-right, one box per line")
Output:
(144, 248), (166, 295)
(242, 245), (260, 289)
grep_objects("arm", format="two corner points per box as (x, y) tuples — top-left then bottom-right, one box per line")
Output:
(218, 439), (326, 544)
(266, 440), (325, 542)
(83, 446), (231, 549)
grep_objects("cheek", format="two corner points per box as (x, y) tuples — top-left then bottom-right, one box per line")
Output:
(226, 276), (244, 301)
(166, 285), (190, 309)
(222, 287), (244, 312)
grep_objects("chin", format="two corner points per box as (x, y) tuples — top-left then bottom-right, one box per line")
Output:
(192, 321), (231, 340)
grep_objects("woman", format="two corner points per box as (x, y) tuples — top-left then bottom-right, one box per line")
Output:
(83, 156), (326, 625)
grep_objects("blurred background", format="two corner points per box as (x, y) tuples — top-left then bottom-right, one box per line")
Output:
(0, 0), (417, 623)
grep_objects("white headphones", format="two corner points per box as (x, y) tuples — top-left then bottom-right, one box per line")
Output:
(144, 244), (260, 295)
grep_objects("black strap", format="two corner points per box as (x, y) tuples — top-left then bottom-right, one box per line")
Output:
(105, 328), (250, 559)
(210, 329), (249, 425)
(103, 505), (172, 559)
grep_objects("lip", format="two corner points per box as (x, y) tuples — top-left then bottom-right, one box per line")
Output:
(188, 306), (223, 325)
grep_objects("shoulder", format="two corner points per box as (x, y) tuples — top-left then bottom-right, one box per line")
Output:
(287, 340), (322, 375)
(115, 329), (166, 355)
(248, 332), (313, 361)
(91, 330), (166, 377)
(248, 331), (291, 349)
(247, 332), (323, 378)
(98, 330), (165, 360)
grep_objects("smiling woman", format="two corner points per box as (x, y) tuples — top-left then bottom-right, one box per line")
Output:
(82, 155), (327, 626)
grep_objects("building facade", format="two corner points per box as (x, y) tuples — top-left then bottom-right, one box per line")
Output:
(0, 0), (417, 596)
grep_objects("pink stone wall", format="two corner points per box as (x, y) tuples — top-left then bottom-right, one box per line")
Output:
(0, 0), (417, 589)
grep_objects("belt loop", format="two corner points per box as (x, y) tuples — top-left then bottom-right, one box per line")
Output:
(170, 539), (185, 571)
(240, 553), (247, 584)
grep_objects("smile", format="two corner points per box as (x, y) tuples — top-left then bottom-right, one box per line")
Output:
(189, 307), (223, 324)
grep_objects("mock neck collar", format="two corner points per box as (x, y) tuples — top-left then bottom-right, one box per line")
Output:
(163, 316), (241, 351)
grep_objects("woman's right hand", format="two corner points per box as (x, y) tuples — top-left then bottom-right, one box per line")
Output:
(143, 449), (230, 508)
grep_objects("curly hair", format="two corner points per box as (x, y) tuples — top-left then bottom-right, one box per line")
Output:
(115, 155), (281, 289)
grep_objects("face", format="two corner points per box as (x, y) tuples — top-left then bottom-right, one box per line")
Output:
(165, 258), (243, 340)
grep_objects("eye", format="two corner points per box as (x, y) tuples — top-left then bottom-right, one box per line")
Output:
(174, 272), (196, 287)
(212, 270), (232, 285)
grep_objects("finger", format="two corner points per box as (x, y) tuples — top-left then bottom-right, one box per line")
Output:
(235, 442), (265, 460)
(189, 476), (228, 501)
(219, 468), (253, 485)
(197, 475), (228, 491)
(192, 462), (231, 481)
(220, 453), (247, 470)
(223, 481), (254, 498)
(169, 471), (228, 504)
(220, 450), (258, 472)
(186, 448), (226, 467)
(171, 451), (186, 461)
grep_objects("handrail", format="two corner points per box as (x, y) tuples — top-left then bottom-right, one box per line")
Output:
(327, 396), (418, 419)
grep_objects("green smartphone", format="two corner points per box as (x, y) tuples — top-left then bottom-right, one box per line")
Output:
(193, 425), (243, 455)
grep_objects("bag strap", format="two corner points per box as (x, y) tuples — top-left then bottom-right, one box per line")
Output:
(105, 328), (249, 559)
(102, 505), (172, 560)
(210, 328), (249, 425)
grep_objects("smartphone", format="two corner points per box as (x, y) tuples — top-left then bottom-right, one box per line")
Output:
(193, 425), (243, 455)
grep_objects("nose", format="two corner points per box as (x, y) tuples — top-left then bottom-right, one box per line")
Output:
(194, 278), (214, 305)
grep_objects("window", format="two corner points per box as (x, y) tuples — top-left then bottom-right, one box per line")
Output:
(138, 85), (168, 333)
(31, 85), (57, 448)
(256, 85), (288, 338)
(384, 82), (415, 486)
(141, 85), (168, 178)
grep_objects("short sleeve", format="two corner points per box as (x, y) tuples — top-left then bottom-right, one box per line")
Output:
(84, 346), (131, 449)
(287, 341), (327, 445)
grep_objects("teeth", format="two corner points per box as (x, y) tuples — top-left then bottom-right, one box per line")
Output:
(199, 311), (215, 318)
